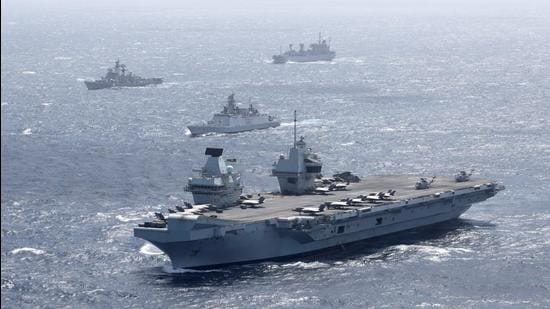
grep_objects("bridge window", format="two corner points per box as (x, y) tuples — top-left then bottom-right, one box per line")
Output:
(376, 218), (383, 225)
(287, 178), (297, 184)
(306, 166), (322, 173)
(337, 226), (345, 234)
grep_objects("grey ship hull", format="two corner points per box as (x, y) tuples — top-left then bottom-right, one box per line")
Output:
(187, 121), (280, 136)
(283, 52), (335, 63)
(84, 78), (162, 90)
(151, 204), (471, 269)
(135, 176), (503, 269)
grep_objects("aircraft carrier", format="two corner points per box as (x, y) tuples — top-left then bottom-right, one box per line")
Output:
(134, 114), (504, 269)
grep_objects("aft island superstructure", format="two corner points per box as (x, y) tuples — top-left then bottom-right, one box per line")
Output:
(135, 116), (504, 269)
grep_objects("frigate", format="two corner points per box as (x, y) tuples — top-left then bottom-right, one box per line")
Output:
(187, 94), (280, 136)
(272, 33), (336, 64)
(84, 60), (162, 90)
(135, 113), (504, 269)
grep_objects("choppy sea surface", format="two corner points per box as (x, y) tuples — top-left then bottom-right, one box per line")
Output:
(2, 3), (550, 308)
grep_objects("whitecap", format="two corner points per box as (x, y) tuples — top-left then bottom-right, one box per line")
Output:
(95, 212), (111, 219)
(54, 56), (72, 60)
(1, 102), (7, 106)
(280, 119), (324, 127)
(139, 243), (164, 256)
(10, 247), (45, 255)
(85, 289), (106, 295)
(21, 71), (36, 75)
(173, 73), (185, 76)
(22, 128), (32, 135)
(1, 280), (15, 289)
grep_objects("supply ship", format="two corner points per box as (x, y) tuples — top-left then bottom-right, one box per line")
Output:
(273, 33), (336, 64)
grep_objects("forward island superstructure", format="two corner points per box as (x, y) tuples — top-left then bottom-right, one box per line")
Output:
(184, 147), (242, 207)
(187, 94), (280, 136)
(135, 115), (504, 269)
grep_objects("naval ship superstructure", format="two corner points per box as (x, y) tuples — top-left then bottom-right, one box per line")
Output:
(273, 33), (336, 64)
(184, 147), (243, 207)
(187, 94), (280, 136)
(84, 60), (162, 90)
(135, 117), (504, 269)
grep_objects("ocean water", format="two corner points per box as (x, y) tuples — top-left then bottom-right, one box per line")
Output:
(2, 2), (550, 308)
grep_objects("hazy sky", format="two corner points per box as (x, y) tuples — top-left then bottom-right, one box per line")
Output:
(3, 0), (550, 15)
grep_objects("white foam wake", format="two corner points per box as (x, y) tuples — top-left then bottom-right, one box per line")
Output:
(139, 243), (164, 256)
(161, 265), (227, 273)
(281, 261), (330, 269)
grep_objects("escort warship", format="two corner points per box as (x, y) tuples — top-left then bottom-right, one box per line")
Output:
(135, 116), (504, 269)
(187, 94), (280, 136)
(272, 33), (336, 64)
(84, 59), (162, 90)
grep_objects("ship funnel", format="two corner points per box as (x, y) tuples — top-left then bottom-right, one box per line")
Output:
(205, 147), (223, 157)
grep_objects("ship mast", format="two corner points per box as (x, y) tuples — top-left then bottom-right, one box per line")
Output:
(293, 110), (297, 148)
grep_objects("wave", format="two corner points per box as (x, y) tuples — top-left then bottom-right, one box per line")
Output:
(22, 128), (32, 135)
(21, 71), (37, 74)
(281, 261), (330, 269)
(341, 141), (356, 146)
(391, 244), (473, 262)
(280, 119), (325, 127)
(161, 265), (228, 274)
(10, 247), (46, 255)
(54, 56), (72, 60)
(115, 215), (142, 222)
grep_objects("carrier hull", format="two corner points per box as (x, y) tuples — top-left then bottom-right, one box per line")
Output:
(135, 176), (503, 269)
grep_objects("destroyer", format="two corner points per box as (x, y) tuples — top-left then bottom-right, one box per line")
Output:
(135, 114), (504, 269)
(84, 59), (162, 90)
(273, 33), (335, 64)
(187, 94), (280, 136)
